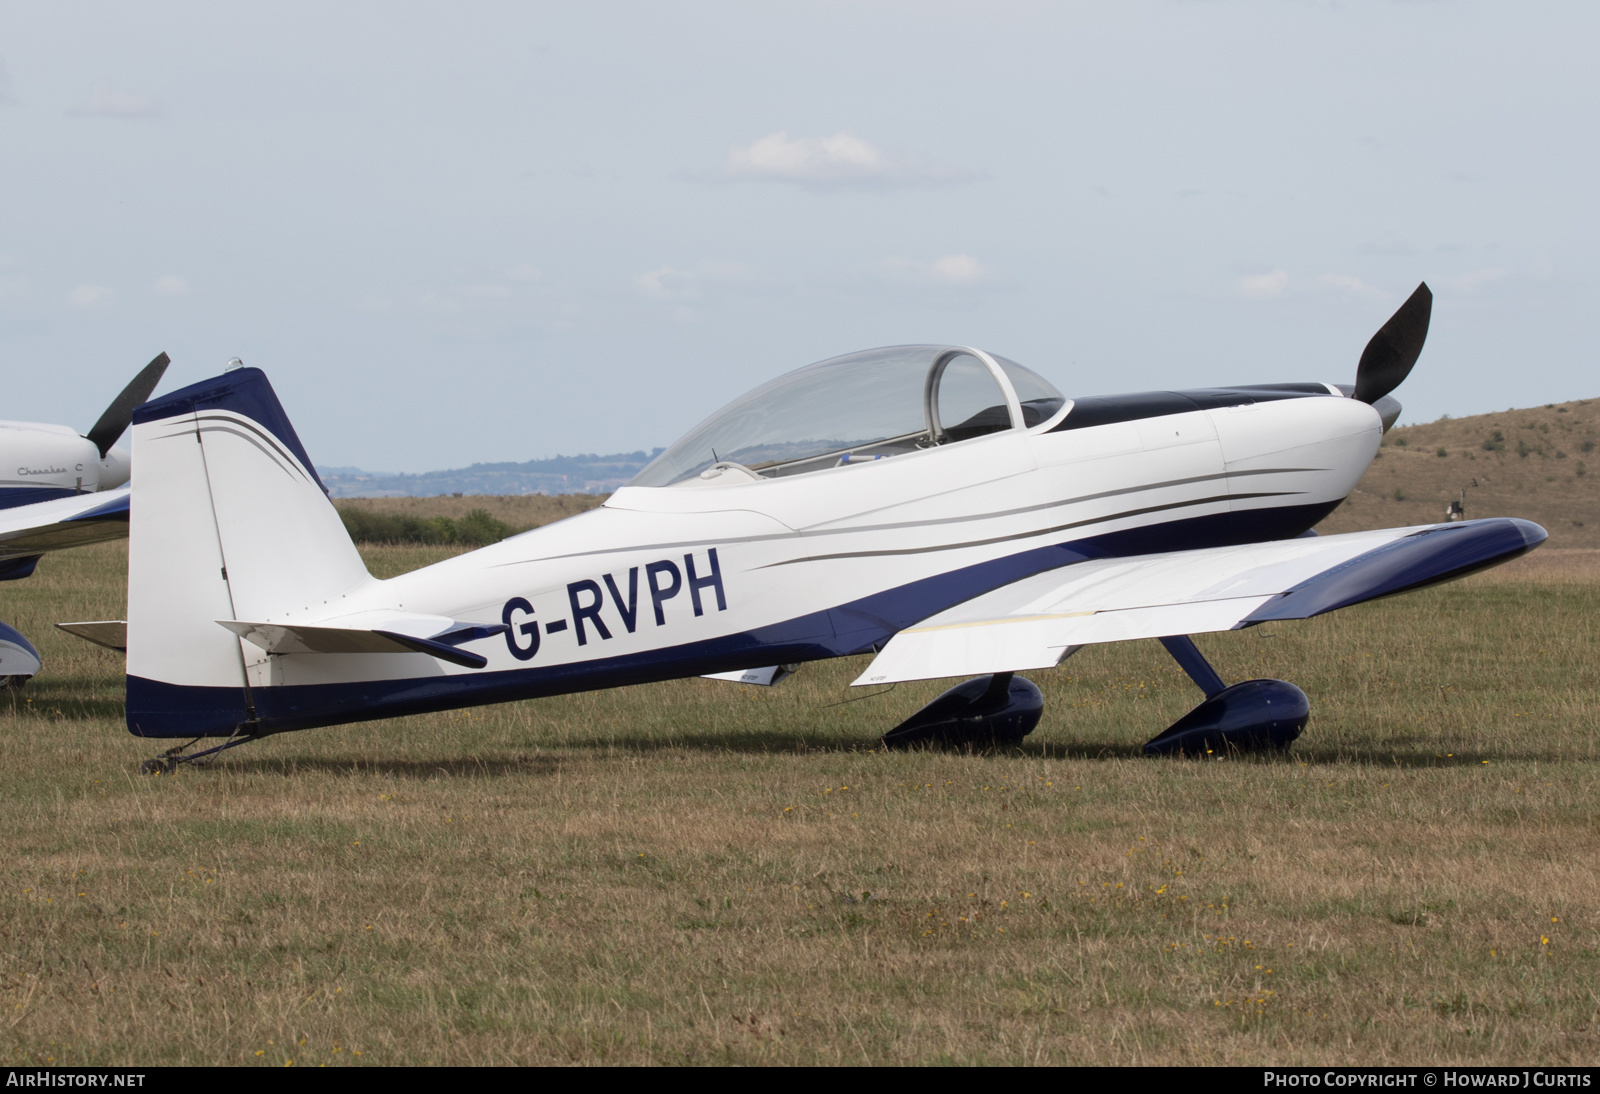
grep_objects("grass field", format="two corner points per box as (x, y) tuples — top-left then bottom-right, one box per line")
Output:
(3, 540), (1598, 1066)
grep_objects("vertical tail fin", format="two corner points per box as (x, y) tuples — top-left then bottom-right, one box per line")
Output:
(126, 368), (372, 736)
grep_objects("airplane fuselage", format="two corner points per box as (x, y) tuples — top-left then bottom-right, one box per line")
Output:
(127, 382), (1383, 736)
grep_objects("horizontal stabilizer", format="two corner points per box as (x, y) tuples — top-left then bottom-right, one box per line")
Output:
(855, 517), (1545, 685)
(218, 616), (509, 670)
(56, 620), (128, 652)
(701, 664), (800, 686)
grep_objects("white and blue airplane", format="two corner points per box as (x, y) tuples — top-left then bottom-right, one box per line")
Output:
(0, 353), (169, 685)
(96, 287), (1545, 770)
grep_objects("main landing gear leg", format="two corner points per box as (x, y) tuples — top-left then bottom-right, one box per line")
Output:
(1142, 636), (1308, 757)
(140, 724), (260, 774)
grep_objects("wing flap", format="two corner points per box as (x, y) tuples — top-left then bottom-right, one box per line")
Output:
(855, 597), (1275, 684)
(855, 517), (1545, 685)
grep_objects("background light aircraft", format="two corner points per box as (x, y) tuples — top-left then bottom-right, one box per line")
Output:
(0, 354), (169, 685)
(95, 288), (1544, 771)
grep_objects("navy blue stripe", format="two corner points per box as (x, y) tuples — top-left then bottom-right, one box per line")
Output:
(126, 499), (1341, 738)
(0, 487), (79, 510)
(1051, 385), (1335, 432)
(131, 368), (328, 495)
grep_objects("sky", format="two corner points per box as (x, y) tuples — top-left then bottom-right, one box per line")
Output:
(2, 1), (1595, 473)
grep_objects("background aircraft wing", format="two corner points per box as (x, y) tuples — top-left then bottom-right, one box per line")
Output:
(855, 516), (1545, 685)
(0, 487), (130, 562)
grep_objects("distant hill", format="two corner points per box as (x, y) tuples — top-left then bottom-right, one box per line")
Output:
(1316, 397), (1600, 548)
(318, 450), (662, 498)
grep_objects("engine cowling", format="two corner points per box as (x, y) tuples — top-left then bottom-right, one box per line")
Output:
(0, 421), (112, 499)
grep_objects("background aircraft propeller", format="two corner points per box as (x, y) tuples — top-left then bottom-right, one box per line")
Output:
(84, 352), (170, 458)
(1353, 282), (1432, 405)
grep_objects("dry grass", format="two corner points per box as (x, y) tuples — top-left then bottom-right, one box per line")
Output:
(2, 541), (1598, 1066)
(334, 494), (605, 535)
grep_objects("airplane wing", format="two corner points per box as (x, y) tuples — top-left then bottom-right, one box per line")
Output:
(0, 487), (130, 563)
(854, 517), (1545, 685)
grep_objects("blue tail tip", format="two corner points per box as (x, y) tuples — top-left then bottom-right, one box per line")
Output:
(131, 367), (325, 494)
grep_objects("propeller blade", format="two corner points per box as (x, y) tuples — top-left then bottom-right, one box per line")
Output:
(1353, 282), (1432, 405)
(84, 352), (171, 458)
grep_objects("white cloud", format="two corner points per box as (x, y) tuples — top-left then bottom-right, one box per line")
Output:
(70, 284), (115, 307)
(634, 266), (697, 301)
(883, 253), (993, 286)
(929, 254), (989, 285)
(1448, 268), (1509, 292)
(630, 260), (756, 304)
(1238, 269), (1288, 299)
(65, 86), (162, 119)
(0, 58), (17, 107)
(1318, 273), (1383, 299)
(723, 131), (978, 189)
(694, 259), (753, 280)
(153, 275), (189, 296)
(456, 283), (513, 299)
(729, 131), (880, 180)
(400, 276), (548, 315)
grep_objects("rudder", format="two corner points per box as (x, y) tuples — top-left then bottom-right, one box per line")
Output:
(126, 368), (372, 736)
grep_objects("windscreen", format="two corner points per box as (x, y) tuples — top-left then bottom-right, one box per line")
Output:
(629, 345), (1055, 488)
(629, 347), (938, 487)
(992, 355), (1067, 426)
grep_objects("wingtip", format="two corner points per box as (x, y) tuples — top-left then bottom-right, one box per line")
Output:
(1511, 517), (1549, 549)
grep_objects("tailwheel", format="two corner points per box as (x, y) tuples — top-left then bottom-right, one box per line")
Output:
(138, 725), (261, 774)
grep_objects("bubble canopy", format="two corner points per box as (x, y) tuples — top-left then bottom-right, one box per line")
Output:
(629, 345), (1066, 488)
